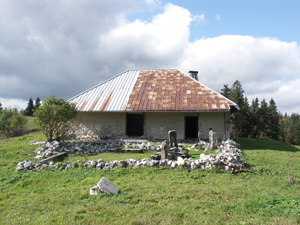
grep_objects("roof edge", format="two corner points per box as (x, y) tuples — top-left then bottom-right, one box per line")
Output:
(184, 72), (239, 110)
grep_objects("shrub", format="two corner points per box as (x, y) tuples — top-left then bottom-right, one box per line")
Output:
(0, 108), (28, 137)
(34, 96), (78, 142)
(72, 162), (79, 168)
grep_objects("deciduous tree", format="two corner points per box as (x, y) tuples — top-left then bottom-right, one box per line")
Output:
(34, 96), (78, 142)
(0, 108), (27, 137)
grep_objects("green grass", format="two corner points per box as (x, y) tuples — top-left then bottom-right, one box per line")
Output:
(1, 133), (300, 224)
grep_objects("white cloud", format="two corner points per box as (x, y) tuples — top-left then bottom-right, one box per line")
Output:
(247, 79), (300, 114)
(215, 15), (220, 20)
(145, 0), (161, 7)
(178, 35), (300, 114)
(0, 97), (28, 111)
(193, 14), (206, 24)
(98, 3), (192, 68)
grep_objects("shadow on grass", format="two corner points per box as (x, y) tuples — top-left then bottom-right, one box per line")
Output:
(51, 153), (69, 162)
(237, 138), (299, 152)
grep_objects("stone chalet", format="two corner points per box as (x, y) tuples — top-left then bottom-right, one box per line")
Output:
(69, 70), (239, 140)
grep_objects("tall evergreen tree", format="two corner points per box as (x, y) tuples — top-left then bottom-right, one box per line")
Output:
(35, 97), (41, 110)
(220, 84), (231, 98)
(229, 80), (244, 108)
(228, 80), (247, 139)
(0, 102), (2, 114)
(267, 98), (280, 140)
(249, 98), (260, 138)
(241, 96), (251, 136)
(24, 98), (34, 116)
(258, 99), (269, 139)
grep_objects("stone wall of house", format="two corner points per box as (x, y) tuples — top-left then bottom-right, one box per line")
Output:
(145, 113), (185, 139)
(198, 112), (231, 140)
(70, 112), (126, 139)
(71, 111), (232, 140)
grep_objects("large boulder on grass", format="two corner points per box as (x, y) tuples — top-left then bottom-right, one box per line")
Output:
(97, 177), (118, 194)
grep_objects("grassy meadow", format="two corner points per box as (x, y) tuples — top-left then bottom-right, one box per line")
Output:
(0, 132), (300, 224)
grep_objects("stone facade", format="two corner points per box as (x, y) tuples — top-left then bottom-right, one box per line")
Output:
(70, 112), (126, 139)
(71, 111), (231, 140)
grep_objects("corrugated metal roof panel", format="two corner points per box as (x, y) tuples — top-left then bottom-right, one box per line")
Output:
(69, 70), (140, 112)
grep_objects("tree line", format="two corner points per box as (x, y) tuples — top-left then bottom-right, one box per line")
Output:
(22, 97), (41, 116)
(279, 113), (300, 145)
(221, 80), (280, 140)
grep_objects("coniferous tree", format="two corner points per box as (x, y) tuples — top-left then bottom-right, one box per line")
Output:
(258, 99), (269, 139)
(221, 85), (231, 98)
(35, 97), (41, 110)
(228, 80), (247, 139)
(221, 80), (281, 141)
(229, 80), (244, 108)
(249, 98), (260, 138)
(292, 122), (300, 145)
(24, 98), (34, 116)
(241, 96), (251, 137)
(267, 98), (280, 140)
(0, 102), (2, 114)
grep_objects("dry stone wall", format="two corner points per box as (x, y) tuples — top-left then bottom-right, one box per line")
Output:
(16, 139), (243, 172)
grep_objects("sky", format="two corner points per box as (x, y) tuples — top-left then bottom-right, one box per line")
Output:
(0, 0), (299, 114)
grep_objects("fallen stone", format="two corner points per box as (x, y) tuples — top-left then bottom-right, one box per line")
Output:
(97, 177), (118, 194)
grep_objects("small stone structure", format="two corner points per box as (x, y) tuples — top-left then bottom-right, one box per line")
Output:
(168, 130), (178, 148)
(161, 140), (169, 160)
(204, 128), (215, 152)
(16, 139), (243, 172)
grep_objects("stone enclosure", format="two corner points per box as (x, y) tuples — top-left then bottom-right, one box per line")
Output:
(16, 137), (243, 172)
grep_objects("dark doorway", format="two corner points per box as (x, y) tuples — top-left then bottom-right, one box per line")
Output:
(185, 116), (198, 139)
(126, 114), (144, 136)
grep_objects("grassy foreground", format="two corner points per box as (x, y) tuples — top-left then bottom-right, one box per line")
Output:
(0, 133), (300, 224)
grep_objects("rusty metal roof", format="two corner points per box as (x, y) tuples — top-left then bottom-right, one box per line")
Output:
(69, 69), (239, 112)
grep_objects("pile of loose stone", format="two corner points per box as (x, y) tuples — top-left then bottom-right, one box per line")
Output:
(16, 139), (243, 171)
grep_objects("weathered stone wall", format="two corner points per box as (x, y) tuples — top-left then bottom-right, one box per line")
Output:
(198, 112), (231, 140)
(71, 111), (231, 140)
(145, 113), (185, 139)
(71, 112), (126, 138)
(145, 112), (230, 140)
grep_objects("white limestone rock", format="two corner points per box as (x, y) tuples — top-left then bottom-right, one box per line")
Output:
(191, 162), (198, 170)
(177, 157), (185, 166)
(97, 177), (118, 194)
(171, 161), (177, 168)
(35, 155), (43, 160)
